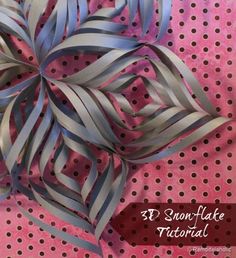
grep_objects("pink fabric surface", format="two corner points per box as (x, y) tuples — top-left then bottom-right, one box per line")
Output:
(0, 0), (236, 257)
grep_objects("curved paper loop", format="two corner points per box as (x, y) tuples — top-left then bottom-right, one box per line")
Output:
(119, 0), (172, 38)
(0, 1), (232, 257)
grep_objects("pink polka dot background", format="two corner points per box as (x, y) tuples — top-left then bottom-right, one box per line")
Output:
(0, 0), (236, 257)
